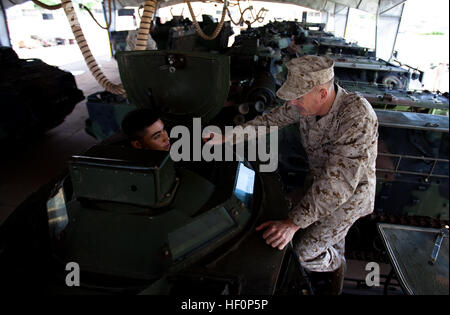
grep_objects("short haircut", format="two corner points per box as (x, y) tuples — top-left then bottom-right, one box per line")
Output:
(325, 77), (335, 89)
(121, 108), (160, 141)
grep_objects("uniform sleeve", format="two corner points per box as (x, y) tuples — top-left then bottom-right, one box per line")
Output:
(288, 111), (378, 229)
(224, 102), (300, 144)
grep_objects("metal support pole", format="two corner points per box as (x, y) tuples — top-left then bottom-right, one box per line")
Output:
(389, 3), (405, 61)
(112, 0), (117, 30)
(343, 7), (350, 38)
(375, 0), (382, 57)
(102, 0), (113, 57)
(0, 0), (11, 47)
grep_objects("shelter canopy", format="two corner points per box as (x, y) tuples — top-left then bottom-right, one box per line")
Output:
(1, 0), (409, 59)
(2, 0), (407, 15)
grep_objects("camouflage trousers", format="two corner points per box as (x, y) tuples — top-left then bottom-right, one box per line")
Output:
(292, 225), (347, 272)
(288, 178), (349, 272)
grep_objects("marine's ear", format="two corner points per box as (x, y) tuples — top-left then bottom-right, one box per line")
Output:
(319, 87), (328, 101)
(131, 140), (143, 149)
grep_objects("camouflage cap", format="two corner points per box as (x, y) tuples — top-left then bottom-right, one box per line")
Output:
(276, 55), (335, 101)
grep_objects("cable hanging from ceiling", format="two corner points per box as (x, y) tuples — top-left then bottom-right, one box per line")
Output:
(78, 0), (112, 30)
(185, 0), (228, 40)
(32, 0), (125, 95)
(218, 0), (268, 26)
(134, 0), (158, 50)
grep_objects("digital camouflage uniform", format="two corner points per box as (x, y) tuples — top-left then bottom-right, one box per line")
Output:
(229, 56), (379, 272)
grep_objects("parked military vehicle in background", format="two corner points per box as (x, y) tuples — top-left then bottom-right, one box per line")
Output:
(0, 46), (84, 143)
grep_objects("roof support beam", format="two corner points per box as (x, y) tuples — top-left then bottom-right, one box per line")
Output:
(343, 5), (350, 38)
(356, 0), (363, 9)
(380, 0), (407, 15)
(375, 0), (381, 57)
(376, 0), (406, 61)
(388, 1), (405, 60)
(334, 4), (350, 38)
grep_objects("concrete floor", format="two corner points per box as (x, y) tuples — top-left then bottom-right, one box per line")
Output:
(0, 56), (120, 225)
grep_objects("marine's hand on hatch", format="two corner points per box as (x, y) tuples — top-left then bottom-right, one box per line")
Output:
(256, 219), (300, 250)
(203, 132), (225, 145)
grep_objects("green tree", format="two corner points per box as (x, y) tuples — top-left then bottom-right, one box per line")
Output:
(33, 0), (61, 10)
(78, 0), (103, 11)
(33, 0), (103, 11)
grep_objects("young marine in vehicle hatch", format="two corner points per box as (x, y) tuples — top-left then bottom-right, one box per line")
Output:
(207, 55), (379, 295)
(121, 108), (171, 151)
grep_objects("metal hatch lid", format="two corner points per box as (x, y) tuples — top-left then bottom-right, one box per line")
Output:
(377, 223), (449, 295)
(71, 144), (171, 169)
(116, 50), (230, 125)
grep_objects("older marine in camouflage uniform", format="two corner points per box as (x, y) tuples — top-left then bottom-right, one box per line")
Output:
(223, 55), (378, 275)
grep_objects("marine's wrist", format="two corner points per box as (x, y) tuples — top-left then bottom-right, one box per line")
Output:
(285, 218), (301, 231)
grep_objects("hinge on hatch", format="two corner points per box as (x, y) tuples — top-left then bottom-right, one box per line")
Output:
(159, 54), (186, 73)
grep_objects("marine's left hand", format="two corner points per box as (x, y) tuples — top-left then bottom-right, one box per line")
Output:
(255, 219), (300, 250)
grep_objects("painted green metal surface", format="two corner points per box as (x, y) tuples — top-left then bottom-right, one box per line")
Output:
(59, 166), (217, 280)
(68, 145), (176, 208)
(54, 149), (260, 284)
(116, 50), (230, 124)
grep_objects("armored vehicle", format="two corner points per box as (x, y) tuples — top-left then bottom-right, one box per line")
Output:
(0, 50), (308, 295)
(330, 55), (424, 90)
(338, 80), (449, 114)
(0, 46), (84, 143)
